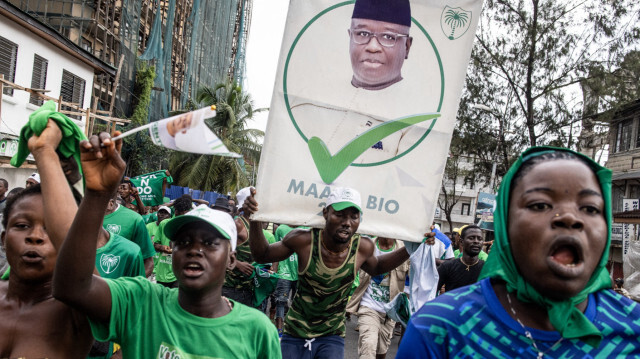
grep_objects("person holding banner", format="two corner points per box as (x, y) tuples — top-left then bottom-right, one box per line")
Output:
(118, 178), (146, 214)
(52, 132), (281, 359)
(244, 187), (434, 358)
(398, 147), (640, 358)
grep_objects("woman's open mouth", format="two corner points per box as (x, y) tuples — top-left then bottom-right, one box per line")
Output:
(547, 238), (584, 278)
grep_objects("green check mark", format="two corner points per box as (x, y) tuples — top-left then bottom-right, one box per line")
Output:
(308, 113), (441, 184)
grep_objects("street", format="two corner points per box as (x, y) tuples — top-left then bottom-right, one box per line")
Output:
(344, 314), (401, 359)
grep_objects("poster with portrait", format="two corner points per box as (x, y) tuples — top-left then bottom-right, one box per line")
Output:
(475, 192), (496, 231)
(148, 106), (239, 157)
(254, 0), (483, 242)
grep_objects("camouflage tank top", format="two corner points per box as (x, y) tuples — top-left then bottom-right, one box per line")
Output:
(284, 228), (360, 338)
(223, 216), (254, 289)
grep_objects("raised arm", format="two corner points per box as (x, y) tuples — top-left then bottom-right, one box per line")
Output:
(361, 230), (436, 276)
(53, 132), (126, 323)
(360, 241), (410, 276)
(244, 188), (294, 263)
(27, 119), (78, 249)
(130, 186), (147, 214)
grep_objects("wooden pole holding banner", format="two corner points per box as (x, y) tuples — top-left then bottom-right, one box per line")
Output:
(108, 54), (125, 118)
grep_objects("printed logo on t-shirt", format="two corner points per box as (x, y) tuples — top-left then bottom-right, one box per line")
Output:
(157, 342), (221, 359)
(100, 254), (121, 274)
(106, 224), (122, 234)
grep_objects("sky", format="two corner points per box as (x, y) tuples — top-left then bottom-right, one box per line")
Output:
(244, 0), (290, 133)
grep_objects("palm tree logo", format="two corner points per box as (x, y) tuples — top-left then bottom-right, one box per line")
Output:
(441, 6), (472, 40)
(100, 254), (121, 274)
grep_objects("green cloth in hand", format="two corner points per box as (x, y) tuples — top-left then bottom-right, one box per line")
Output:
(10, 100), (87, 169)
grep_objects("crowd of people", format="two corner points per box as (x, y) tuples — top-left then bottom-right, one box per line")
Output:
(0, 0), (638, 354)
(0, 118), (638, 358)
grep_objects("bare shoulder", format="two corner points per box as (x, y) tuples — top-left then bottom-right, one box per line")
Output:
(0, 292), (92, 358)
(282, 228), (312, 250)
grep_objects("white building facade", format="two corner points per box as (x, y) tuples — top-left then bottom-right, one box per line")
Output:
(0, 2), (114, 188)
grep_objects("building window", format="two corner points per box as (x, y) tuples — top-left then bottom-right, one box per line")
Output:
(615, 119), (633, 153)
(0, 36), (18, 96)
(60, 70), (86, 119)
(461, 203), (471, 216)
(612, 185), (624, 213)
(29, 55), (48, 106)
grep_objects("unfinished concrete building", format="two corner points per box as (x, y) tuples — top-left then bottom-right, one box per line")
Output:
(6, 0), (253, 120)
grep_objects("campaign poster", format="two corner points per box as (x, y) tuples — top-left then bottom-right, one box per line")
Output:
(475, 192), (495, 231)
(254, 0), (483, 242)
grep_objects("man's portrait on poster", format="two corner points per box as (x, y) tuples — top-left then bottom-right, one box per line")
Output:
(286, 0), (443, 165)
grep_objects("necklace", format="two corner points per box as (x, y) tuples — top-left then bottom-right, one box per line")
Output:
(321, 236), (350, 255)
(506, 292), (563, 358)
(459, 257), (479, 271)
(222, 296), (233, 311)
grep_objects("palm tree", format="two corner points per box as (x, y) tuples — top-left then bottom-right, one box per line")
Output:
(169, 81), (265, 194)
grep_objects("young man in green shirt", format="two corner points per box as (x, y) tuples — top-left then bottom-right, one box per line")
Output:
(103, 195), (155, 276)
(53, 132), (280, 359)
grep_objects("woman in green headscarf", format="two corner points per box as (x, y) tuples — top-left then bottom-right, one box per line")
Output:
(398, 146), (640, 358)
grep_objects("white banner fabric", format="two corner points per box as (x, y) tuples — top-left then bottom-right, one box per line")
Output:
(254, 0), (483, 242)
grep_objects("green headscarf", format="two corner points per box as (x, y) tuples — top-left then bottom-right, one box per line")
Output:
(478, 146), (612, 348)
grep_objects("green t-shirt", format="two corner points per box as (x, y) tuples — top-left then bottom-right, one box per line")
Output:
(146, 221), (162, 242)
(96, 232), (145, 279)
(274, 225), (304, 282)
(264, 230), (276, 245)
(89, 277), (281, 359)
(141, 212), (158, 224)
(103, 205), (155, 260)
(152, 220), (176, 283)
(454, 249), (489, 261)
(90, 232), (145, 359)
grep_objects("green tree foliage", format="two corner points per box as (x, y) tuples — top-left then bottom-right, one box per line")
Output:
(451, 0), (640, 187)
(120, 62), (171, 176)
(169, 82), (265, 194)
(584, 50), (640, 114)
(457, 0), (640, 153)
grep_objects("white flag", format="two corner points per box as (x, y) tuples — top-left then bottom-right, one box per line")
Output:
(114, 106), (240, 157)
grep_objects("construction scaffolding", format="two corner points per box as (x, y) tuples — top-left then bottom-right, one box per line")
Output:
(7, 0), (253, 121)
(0, 75), (130, 136)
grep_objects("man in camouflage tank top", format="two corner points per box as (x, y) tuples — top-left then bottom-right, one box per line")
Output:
(244, 187), (435, 358)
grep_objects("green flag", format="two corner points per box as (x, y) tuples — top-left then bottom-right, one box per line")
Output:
(130, 170), (171, 206)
